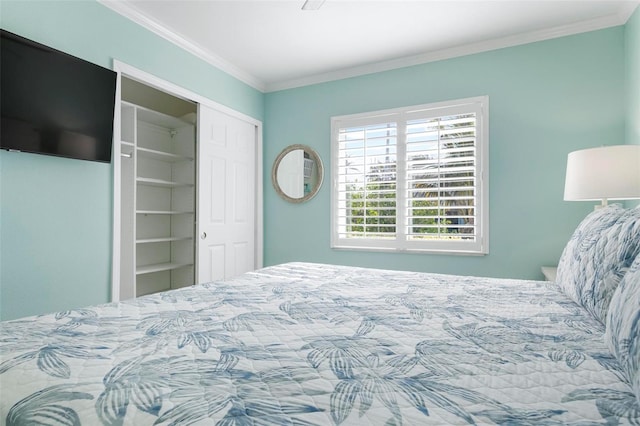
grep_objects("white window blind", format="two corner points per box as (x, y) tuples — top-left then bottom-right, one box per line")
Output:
(337, 121), (398, 241)
(331, 96), (488, 254)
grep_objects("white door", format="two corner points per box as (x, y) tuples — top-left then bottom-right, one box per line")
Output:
(197, 105), (257, 283)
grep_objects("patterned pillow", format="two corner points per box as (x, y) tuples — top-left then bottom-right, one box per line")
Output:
(556, 205), (640, 324)
(605, 253), (640, 404)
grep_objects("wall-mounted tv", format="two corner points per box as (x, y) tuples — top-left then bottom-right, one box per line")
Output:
(1, 29), (116, 163)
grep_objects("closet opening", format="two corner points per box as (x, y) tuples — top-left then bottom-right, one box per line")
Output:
(118, 77), (198, 299)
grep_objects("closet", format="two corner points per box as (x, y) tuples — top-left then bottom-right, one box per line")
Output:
(119, 79), (197, 298)
(114, 67), (262, 302)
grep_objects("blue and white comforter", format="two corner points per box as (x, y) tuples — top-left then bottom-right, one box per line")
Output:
(1, 262), (638, 425)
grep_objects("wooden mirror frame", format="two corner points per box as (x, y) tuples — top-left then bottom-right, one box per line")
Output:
(271, 144), (324, 203)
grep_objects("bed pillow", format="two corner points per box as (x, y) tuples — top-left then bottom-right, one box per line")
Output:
(556, 204), (640, 324)
(605, 253), (640, 404)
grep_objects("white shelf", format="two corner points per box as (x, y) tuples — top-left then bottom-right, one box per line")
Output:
(136, 210), (194, 215)
(136, 236), (193, 244)
(135, 104), (192, 129)
(137, 146), (193, 162)
(136, 262), (193, 275)
(136, 177), (194, 188)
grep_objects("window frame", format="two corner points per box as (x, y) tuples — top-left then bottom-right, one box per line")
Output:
(330, 96), (489, 255)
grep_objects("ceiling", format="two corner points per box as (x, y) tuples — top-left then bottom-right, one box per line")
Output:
(101, 0), (639, 92)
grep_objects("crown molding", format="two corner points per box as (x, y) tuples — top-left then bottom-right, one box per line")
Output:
(99, 1), (637, 94)
(265, 7), (637, 92)
(98, 0), (266, 92)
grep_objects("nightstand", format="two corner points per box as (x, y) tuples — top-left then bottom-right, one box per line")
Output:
(541, 266), (558, 282)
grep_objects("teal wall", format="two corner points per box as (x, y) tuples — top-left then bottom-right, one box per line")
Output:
(626, 7), (640, 146)
(0, 1), (634, 320)
(624, 7), (640, 210)
(264, 27), (626, 280)
(0, 0), (264, 320)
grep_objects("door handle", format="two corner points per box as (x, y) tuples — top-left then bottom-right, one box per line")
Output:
(201, 232), (207, 240)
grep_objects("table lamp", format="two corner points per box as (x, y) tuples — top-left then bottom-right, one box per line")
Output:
(564, 145), (640, 208)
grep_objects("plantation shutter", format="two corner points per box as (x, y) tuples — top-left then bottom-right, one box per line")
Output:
(336, 119), (398, 242)
(405, 112), (477, 242)
(331, 96), (488, 254)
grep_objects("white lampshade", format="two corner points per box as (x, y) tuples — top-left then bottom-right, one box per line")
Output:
(564, 145), (640, 206)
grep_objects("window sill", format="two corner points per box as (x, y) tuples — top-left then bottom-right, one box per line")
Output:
(331, 245), (488, 256)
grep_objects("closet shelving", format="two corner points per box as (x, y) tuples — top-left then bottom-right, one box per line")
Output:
(136, 177), (194, 188)
(120, 101), (196, 298)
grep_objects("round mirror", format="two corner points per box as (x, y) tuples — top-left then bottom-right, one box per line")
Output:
(272, 144), (324, 203)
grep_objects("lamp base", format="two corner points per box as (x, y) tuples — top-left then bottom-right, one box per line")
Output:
(593, 198), (609, 211)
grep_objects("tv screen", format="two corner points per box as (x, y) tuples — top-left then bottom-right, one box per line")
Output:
(1, 29), (116, 163)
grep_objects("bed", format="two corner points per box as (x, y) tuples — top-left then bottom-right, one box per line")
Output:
(2, 205), (640, 425)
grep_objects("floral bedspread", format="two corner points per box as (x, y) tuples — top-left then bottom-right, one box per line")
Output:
(1, 262), (638, 425)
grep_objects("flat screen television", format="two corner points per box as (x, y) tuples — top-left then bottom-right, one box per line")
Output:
(1, 29), (116, 163)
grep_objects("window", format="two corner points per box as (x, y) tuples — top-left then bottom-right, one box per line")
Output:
(331, 96), (488, 254)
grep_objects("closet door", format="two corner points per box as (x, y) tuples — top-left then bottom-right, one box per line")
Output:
(197, 105), (256, 283)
